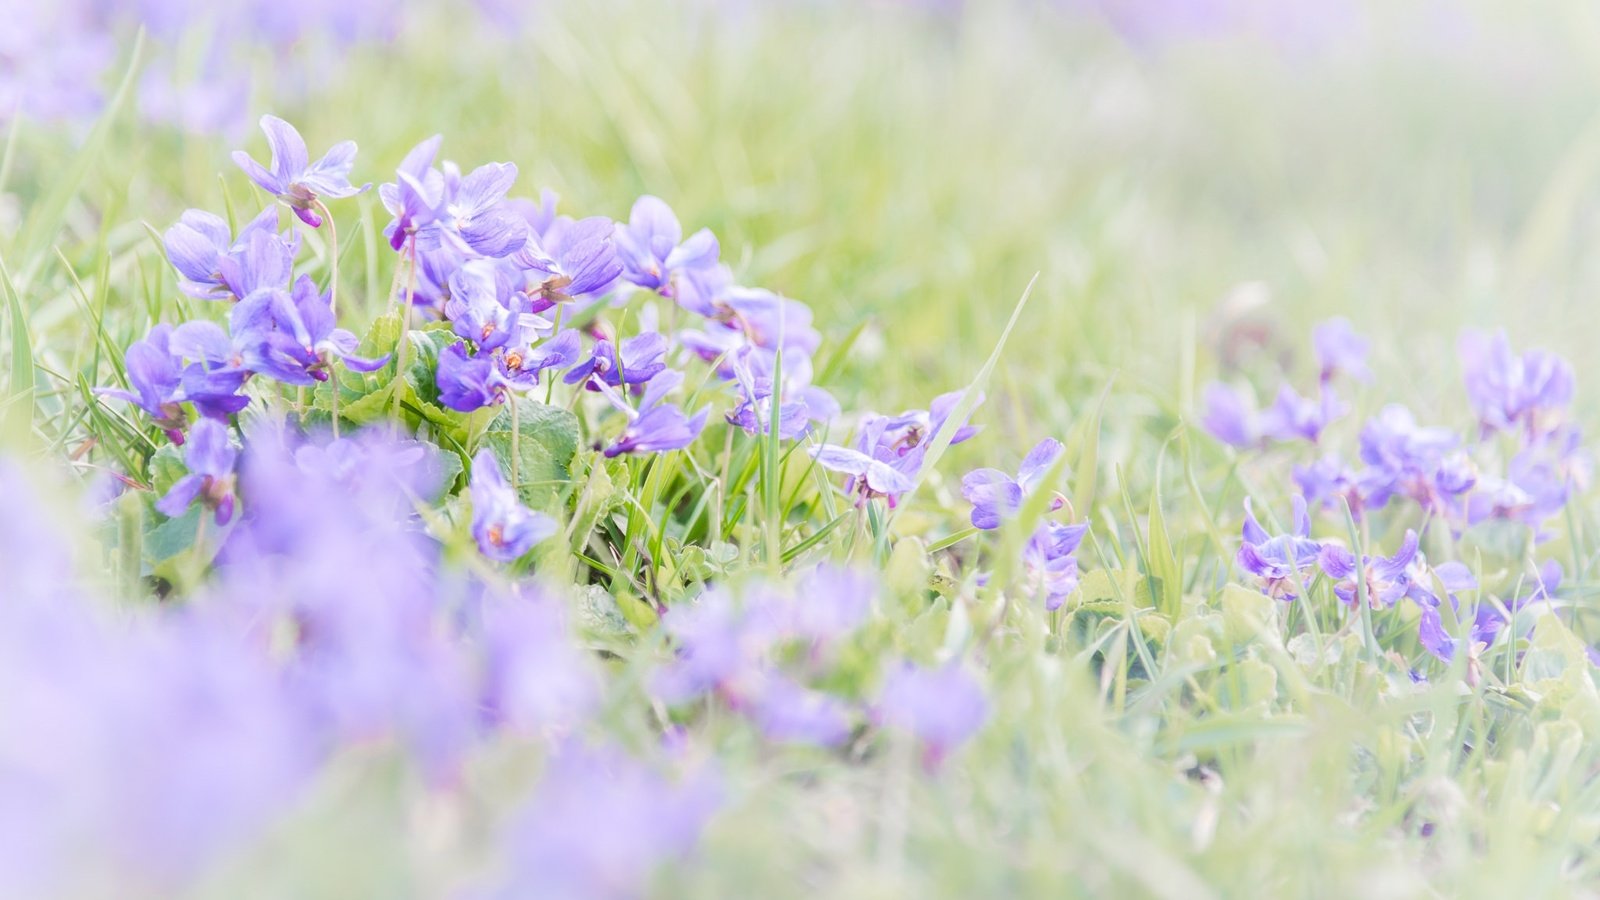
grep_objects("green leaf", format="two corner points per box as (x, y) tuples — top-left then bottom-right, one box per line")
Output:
(481, 398), (581, 512)
(1146, 481), (1181, 618)
(144, 506), (201, 565)
(0, 253), (34, 441)
(147, 444), (187, 496)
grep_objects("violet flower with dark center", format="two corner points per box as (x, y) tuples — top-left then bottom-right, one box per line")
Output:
(961, 437), (1065, 530)
(875, 661), (988, 770)
(1236, 496), (1321, 601)
(724, 347), (813, 440)
(809, 444), (917, 507)
(443, 261), (525, 352)
(597, 370), (709, 458)
(380, 134), (445, 251)
(436, 341), (510, 412)
(1317, 531), (1474, 610)
(232, 115), (369, 227)
(501, 329), (583, 390)
(156, 419), (240, 525)
(96, 324), (188, 443)
(469, 450), (556, 563)
(1201, 381), (1341, 447)
(233, 276), (389, 386)
(516, 215), (623, 307)
(564, 332), (668, 390)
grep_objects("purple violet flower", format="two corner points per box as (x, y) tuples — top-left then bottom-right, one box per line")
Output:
(231, 115), (369, 227)
(1459, 329), (1575, 440)
(961, 438), (1065, 530)
(233, 275), (389, 385)
(747, 675), (854, 747)
(615, 195), (720, 295)
(155, 419), (239, 525)
(1355, 405), (1473, 518)
(564, 331), (669, 390)
(597, 370), (709, 458)
(492, 744), (720, 900)
(96, 324), (189, 443)
(1312, 317), (1372, 383)
(469, 450), (556, 562)
(163, 206), (296, 301)
(516, 215), (623, 306)
(438, 160), (528, 258)
(1022, 519), (1089, 610)
(875, 661), (988, 769)
(436, 341), (509, 412)
(380, 134), (445, 251)
(1236, 496), (1321, 601)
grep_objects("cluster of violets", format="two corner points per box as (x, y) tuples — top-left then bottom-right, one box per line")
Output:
(1204, 318), (1586, 674)
(61, 112), (1027, 891)
(0, 430), (727, 897)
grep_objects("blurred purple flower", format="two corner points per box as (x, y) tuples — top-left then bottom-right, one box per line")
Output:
(875, 661), (988, 769)
(1459, 329), (1574, 440)
(1312, 317), (1371, 383)
(565, 331), (669, 389)
(492, 744), (720, 900)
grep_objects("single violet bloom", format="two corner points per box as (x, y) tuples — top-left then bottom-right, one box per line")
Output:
(1235, 496), (1321, 601)
(747, 675), (854, 747)
(598, 370), (709, 458)
(380, 134), (445, 251)
(231, 114), (370, 227)
(875, 661), (988, 770)
(436, 341), (509, 412)
(438, 160), (528, 258)
(961, 438), (1065, 530)
(517, 215), (623, 306)
(615, 195), (720, 294)
(564, 331), (668, 389)
(234, 276), (389, 386)
(1022, 519), (1089, 610)
(502, 329), (583, 389)
(96, 324), (188, 443)
(469, 449), (557, 562)
(1459, 329), (1575, 440)
(155, 419), (239, 524)
(1312, 317), (1372, 383)
(809, 444), (916, 507)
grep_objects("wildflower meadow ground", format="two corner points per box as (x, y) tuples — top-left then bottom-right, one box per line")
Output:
(5, 1), (1600, 897)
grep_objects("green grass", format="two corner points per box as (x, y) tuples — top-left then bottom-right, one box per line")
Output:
(8, 1), (1600, 896)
